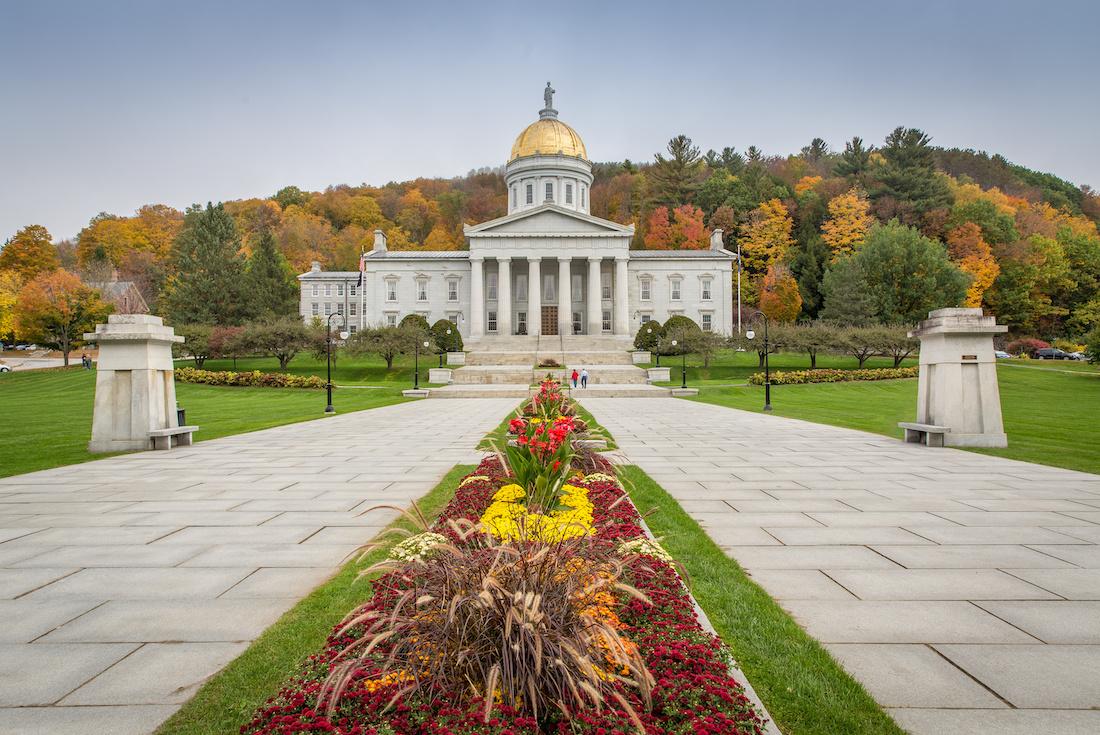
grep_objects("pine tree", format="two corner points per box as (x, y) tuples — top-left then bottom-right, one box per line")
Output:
(834, 137), (873, 180)
(789, 234), (828, 318)
(821, 257), (878, 326)
(166, 203), (250, 325)
(648, 135), (703, 209)
(247, 228), (299, 318)
(871, 127), (952, 221)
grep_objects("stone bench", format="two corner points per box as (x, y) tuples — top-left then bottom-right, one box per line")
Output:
(898, 421), (950, 448)
(149, 425), (198, 450)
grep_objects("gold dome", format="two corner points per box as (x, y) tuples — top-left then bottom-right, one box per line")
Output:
(509, 117), (588, 162)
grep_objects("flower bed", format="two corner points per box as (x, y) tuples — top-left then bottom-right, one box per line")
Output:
(175, 367), (327, 389)
(748, 366), (919, 385)
(241, 379), (765, 735)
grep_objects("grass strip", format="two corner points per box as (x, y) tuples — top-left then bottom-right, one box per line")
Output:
(154, 463), (475, 735)
(619, 465), (906, 735)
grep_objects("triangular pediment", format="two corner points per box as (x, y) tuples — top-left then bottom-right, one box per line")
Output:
(465, 204), (634, 236)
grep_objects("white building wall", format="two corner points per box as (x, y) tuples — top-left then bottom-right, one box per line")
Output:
(626, 259), (733, 336)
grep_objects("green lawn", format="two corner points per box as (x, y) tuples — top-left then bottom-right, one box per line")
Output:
(686, 363), (1100, 475)
(622, 465), (905, 734)
(199, 352), (445, 387)
(643, 348), (917, 386)
(0, 368), (407, 478)
(154, 464), (473, 735)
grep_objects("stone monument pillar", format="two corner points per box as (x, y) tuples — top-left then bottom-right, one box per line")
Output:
(909, 307), (1008, 448)
(84, 314), (184, 452)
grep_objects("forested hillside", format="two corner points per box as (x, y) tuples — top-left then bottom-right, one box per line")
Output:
(3, 126), (1099, 341)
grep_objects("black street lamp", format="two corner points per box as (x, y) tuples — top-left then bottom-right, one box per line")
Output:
(681, 329), (688, 388)
(325, 312), (348, 414)
(413, 337), (430, 389)
(745, 310), (772, 412)
(438, 327), (452, 368)
(647, 327), (661, 367)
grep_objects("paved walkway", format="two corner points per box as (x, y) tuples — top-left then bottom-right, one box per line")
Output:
(0, 398), (515, 735)
(579, 397), (1100, 735)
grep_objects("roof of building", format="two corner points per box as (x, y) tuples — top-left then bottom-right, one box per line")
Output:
(297, 271), (362, 280)
(510, 117), (587, 162)
(630, 249), (735, 260)
(364, 250), (468, 260)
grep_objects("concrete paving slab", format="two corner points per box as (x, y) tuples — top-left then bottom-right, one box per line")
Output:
(0, 599), (103, 643)
(1003, 568), (1100, 599)
(744, 569), (857, 600)
(764, 526), (934, 546)
(824, 569), (1058, 600)
(0, 642), (138, 705)
(0, 568), (78, 598)
(871, 544), (1077, 569)
(975, 601), (1100, 643)
(934, 644), (1100, 708)
(219, 567), (336, 599)
(24, 567), (254, 601)
(887, 708), (1100, 735)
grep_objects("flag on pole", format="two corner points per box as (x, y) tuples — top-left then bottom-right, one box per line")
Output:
(357, 251), (365, 288)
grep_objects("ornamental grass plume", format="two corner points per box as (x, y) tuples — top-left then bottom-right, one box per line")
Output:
(319, 521), (654, 731)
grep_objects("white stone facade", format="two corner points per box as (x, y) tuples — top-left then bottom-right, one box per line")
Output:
(299, 89), (735, 339)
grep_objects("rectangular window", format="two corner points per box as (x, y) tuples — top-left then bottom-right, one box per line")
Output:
(701, 313), (713, 332)
(701, 278), (712, 301)
(581, 186), (586, 207)
(511, 187), (516, 208)
(337, 302), (344, 316)
(640, 314), (651, 324)
(602, 310), (612, 332)
(311, 284), (318, 297)
(349, 324), (357, 334)
(417, 281), (428, 301)
(517, 311), (527, 335)
(487, 273), (498, 301)
(324, 302), (332, 315)
(337, 284), (344, 297)
(671, 278), (682, 301)
(487, 310), (498, 333)
(640, 278), (652, 301)
(311, 302), (319, 316)
(566, 183), (573, 204)
(515, 275), (527, 301)
(447, 312), (460, 325)
(350, 284), (357, 296)
(572, 311), (582, 334)
(601, 272), (611, 300)
(324, 284), (332, 297)
(386, 313), (397, 327)
(543, 274), (555, 302)
(350, 302), (357, 316)
(526, 184), (533, 204)
(571, 274), (582, 302)
(447, 280), (458, 301)
(545, 182), (553, 202)
(386, 281), (397, 302)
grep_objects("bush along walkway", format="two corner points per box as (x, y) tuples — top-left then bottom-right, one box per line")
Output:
(239, 380), (770, 734)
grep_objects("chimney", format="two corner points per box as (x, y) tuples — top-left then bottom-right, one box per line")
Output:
(310, 261), (321, 273)
(710, 228), (724, 251)
(373, 229), (388, 253)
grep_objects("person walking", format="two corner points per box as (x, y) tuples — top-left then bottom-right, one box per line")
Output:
(81, 352), (90, 370)
(571, 368), (579, 388)
(580, 367), (589, 389)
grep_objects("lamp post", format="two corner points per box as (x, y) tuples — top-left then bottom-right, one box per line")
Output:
(414, 337), (430, 390)
(325, 312), (348, 414)
(745, 310), (772, 412)
(679, 330), (688, 388)
(438, 327), (452, 368)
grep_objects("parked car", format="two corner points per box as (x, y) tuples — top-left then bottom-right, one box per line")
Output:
(994, 350), (1012, 359)
(1034, 347), (1070, 360)
(12, 344), (28, 350)
(0, 362), (10, 373)
(1068, 351), (1089, 361)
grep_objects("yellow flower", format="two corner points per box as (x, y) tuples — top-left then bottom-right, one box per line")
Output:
(493, 484), (526, 502)
(459, 475), (491, 488)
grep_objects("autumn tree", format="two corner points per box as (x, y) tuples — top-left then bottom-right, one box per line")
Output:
(165, 203), (251, 326)
(0, 270), (23, 340)
(821, 189), (873, 260)
(739, 199), (795, 275)
(238, 316), (310, 370)
(648, 135), (704, 209)
(758, 264), (803, 323)
(14, 269), (112, 365)
(643, 205), (709, 249)
(0, 225), (59, 281)
(945, 223), (999, 307)
(246, 229), (299, 319)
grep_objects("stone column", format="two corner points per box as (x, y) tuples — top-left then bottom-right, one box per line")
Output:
(558, 257), (572, 335)
(587, 257), (602, 335)
(909, 307), (1008, 447)
(528, 257), (542, 337)
(469, 256), (484, 337)
(497, 257), (512, 336)
(84, 315), (184, 452)
(614, 256), (630, 335)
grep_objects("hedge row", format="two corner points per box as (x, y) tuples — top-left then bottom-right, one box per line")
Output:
(174, 367), (327, 389)
(748, 366), (920, 385)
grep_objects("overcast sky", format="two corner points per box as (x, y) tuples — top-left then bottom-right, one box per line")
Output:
(2, 0), (1097, 241)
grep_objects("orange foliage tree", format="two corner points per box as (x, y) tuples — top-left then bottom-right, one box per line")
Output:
(643, 205), (709, 249)
(758, 263), (803, 323)
(946, 223), (1000, 308)
(821, 188), (873, 261)
(739, 199), (794, 274)
(1, 225), (60, 281)
(15, 269), (112, 364)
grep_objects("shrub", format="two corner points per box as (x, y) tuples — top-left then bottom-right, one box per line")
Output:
(172, 324), (214, 368)
(1005, 337), (1050, 356)
(174, 367), (326, 388)
(238, 316), (311, 370)
(400, 313), (430, 332)
(1052, 338), (1084, 354)
(537, 357), (561, 367)
(430, 319), (463, 353)
(633, 319), (662, 351)
(1086, 329), (1100, 364)
(660, 315), (701, 355)
(748, 367), (919, 385)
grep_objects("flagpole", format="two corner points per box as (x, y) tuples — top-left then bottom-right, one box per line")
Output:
(736, 240), (742, 335)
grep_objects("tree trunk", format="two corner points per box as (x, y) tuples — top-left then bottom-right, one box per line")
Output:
(61, 334), (70, 366)
(810, 350), (817, 369)
(194, 356), (205, 368)
(758, 351), (765, 368)
(858, 354), (868, 368)
(279, 355), (290, 370)
(893, 354), (903, 368)
(385, 355), (394, 369)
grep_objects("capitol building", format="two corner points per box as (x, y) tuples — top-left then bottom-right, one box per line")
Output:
(299, 85), (735, 341)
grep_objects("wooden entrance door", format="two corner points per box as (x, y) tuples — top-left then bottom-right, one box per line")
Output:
(541, 306), (558, 335)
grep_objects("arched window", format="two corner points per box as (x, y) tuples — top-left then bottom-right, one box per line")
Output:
(545, 182), (553, 202)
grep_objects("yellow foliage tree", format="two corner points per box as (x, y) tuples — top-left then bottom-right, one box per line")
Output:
(0, 269), (23, 337)
(821, 188), (873, 261)
(423, 224), (458, 250)
(0, 225), (59, 280)
(794, 175), (822, 194)
(739, 198), (794, 275)
(946, 223), (1000, 308)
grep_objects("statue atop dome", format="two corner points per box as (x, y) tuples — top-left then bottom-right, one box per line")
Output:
(539, 81), (557, 119)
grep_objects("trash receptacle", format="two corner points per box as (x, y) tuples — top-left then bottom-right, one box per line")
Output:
(177, 408), (186, 426)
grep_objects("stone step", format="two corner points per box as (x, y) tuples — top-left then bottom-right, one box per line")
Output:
(562, 365), (649, 385)
(541, 350), (635, 365)
(465, 351), (538, 366)
(451, 365), (535, 385)
(427, 384), (533, 399)
(570, 383), (672, 398)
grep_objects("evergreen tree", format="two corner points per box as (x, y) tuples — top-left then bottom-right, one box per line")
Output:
(834, 137), (874, 180)
(648, 135), (703, 209)
(871, 127), (952, 223)
(166, 203), (250, 325)
(790, 234), (828, 318)
(821, 257), (878, 326)
(246, 228), (298, 318)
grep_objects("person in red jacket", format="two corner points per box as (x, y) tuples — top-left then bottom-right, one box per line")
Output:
(570, 368), (579, 388)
